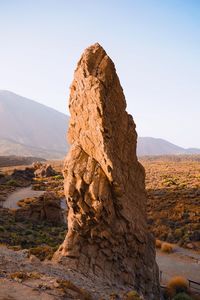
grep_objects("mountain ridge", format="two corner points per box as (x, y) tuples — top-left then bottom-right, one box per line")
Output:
(137, 137), (200, 156)
(0, 90), (69, 158)
(0, 90), (199, 158)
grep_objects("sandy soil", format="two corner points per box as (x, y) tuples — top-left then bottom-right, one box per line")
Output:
(156, 246), (200, 285)
(0, 245), (129, 300)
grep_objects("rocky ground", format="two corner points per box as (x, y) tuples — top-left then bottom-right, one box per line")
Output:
(0, 164), (66, 260)
(141, 156), (200, 251)
(0, 163), (142, 299)
(0, 156), (200, 299)
(0, 244), (134, 300)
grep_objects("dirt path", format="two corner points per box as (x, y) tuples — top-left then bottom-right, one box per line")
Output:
(3, 186), (45, 208)
(156, 247), (200, 284)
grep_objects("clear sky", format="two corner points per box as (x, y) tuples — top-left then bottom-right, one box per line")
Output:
(0, 0), (199, 148)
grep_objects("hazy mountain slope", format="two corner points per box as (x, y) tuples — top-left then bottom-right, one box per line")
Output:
(0, 91), (199, 158)
(0, 138), (66, 159)
(0, 90), (68, 158)
(186, 148), (200, 154)
(137, 137), (200, 156)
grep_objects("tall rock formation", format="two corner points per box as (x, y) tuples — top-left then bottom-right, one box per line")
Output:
(54, 43), (160, 299)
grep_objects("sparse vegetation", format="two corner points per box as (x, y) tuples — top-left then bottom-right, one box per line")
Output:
(173, 293), (193, 300)
(5, 179), (19, 187)
(9, 271), (41, 282)
(0, 162), (66, 262)
(141, 157), (200, 250)
(0, 157), (199, 299)
(53, 174), (64, 180)
(0, 208), (66, 259)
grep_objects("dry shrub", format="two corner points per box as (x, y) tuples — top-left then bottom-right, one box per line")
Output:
(173, 293), (193, 300)
(10, 271), (29, 282)
(161, 242), (173, 253)
(167, 276), (189, 297)
(56, 279), (92, 300)
(29, 245), (54, 261)
(10, 271), (41, 282)
(155, 239), (162, 248)
(28, 272), (41, 279)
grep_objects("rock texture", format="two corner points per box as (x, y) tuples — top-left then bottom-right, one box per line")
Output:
(54, 43), (160, 299)
(15, 192), (63, 224)
(34, 163), (56, 178)
(12, 168), (35, 185)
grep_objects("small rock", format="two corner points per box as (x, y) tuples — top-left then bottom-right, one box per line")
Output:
(53, 281), (60, 288)
(21, 249), (29, 258)
(186, 243), (194, 249)
(29, 254), (40, 263)
(34, 163), (56, 178)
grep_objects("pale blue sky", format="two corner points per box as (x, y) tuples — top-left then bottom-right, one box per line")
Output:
(0, 0), (199, 148)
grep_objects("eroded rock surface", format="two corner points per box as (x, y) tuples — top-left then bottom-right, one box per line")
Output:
(54, 43), (160, 299)
(15, 192), (63, 224)
(34, 163), (56, 178)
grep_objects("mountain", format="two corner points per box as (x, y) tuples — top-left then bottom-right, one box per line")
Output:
(137, 137), (200, 156)
(0, 90), (68, 159)
(0, 91), (199, 158)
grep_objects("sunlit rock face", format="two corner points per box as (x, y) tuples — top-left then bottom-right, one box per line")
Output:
(54, 43), (160, 299)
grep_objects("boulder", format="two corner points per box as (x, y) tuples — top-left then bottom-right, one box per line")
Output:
(11, 167), (35, 185)
(34, 164), (56, 178)
(53, 43), (160, 299)
(15, 192), (63, 224)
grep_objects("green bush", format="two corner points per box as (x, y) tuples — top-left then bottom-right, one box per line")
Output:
(6, 179), (19, 187)
(173, 293), (193, 300)
(174, 228), (183, 239)
(0, 226), (5, 232)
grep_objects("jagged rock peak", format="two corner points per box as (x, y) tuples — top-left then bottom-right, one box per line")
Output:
(53, 43), (160, 300)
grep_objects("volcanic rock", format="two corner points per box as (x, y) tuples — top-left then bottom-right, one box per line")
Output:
(15, 192), (63, 224)
(11, 168), (35, 185)
(34, 163), (56, 178)
(54, 43), (160, 299)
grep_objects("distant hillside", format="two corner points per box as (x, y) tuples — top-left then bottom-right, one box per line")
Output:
(0, 91), (68, 159)
(0, 155), (45, 168)
(0, 91), (199, 158)
(0, 138), (66, 159)
(137, 137), (200, 156)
